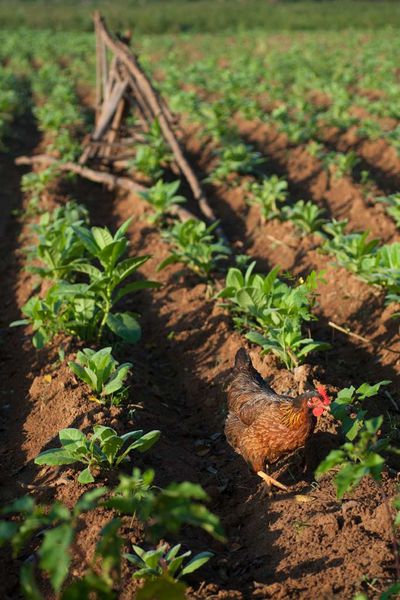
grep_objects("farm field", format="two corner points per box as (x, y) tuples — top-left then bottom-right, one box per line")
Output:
(1, 10), (400, 600)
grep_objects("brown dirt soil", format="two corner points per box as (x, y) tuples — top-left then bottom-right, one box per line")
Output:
(1, 111), (400, 599)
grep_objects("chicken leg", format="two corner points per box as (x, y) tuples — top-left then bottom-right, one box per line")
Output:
(257, 470), (288, 491)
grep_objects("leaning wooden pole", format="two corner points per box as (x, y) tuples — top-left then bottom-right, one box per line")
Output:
(93, 11), (225, 239)
(16, 154), (197, 224)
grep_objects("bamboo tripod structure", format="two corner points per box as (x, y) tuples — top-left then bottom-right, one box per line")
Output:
(17, 12), (227, 240)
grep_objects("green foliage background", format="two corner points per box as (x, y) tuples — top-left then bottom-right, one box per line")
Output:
(0, 0), (399, 32)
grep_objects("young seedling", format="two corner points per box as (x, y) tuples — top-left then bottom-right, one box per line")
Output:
(21, 166), (57, 213)
(131, 119), (172, 180)
(210, 142), (264, 183)
(125, 543), (213, 582)
(218, 262), (329, 369)
(107, 469), (226, 543)
(35, 426), (160, 484)
(316, 381), (391, 498)
(0, 490), (109, 596)
(14, 217), (159, 347)
(68, 347), (132, 406)
(316, 415), (387, 498)
(139, 179), (186, 223)
(246, 175), (288, 222)
(282, 199), (326, 235)
(158, 219), (230, 280)
(375, 193), (400, 228)
(25, 200), (89, 280)
(322, 220), (379, 276)
(0, 470), (224, 597)
(323, 151), (360, 179)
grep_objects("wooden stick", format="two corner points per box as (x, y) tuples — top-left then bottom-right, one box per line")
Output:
(125, 71), (155, 124)
(257, 470), (288, 491)
(328, 321), (371, 345)
(95, 22), (103, 123)
(104, 96), (126, 158)
(328, 320), (400, 355)
(80, 78), (129, 165)
(15, 154), (197, 224)
(99, 27), (108, 101)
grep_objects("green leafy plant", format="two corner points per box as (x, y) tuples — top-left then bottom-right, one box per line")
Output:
(316, 415), (387, 498)
(218, 262), (329, 368)
(131, 119), (172, 180)
(126, 543), (213, 582)
(210, 142), (264, 183)
(139, 179), (186, 223)
(68, 347), (132, 406)
(246, 175), (288, 222)
(34, 426), (160, 484)
(0, 468), (224, 599)
(316, 381), (391, 498)
(323, 151), (360, 179)
(376, 193), (400, 228)
(158, 219), (230, 279)
(21, 166), (58, 212)
(107, 469), (226, 543)
(25, 200), (89, 280)
(329, 381), (390, 441)
(322, 220), (379, 276)
(282, 199), (326, 234)
(13, 218), (159, 347)
(0, 489), (108, 597)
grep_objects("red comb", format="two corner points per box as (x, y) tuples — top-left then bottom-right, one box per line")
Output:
(316, 384), (330, 405)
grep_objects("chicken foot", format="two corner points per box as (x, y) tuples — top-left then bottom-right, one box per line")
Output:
(257, 470), (288, 491)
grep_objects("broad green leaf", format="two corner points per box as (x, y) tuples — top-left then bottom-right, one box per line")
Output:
(91, 226), (113, 250)
(59, 428), (86, 448)
(336, 463), (367, 498)
(35, 448), (78, 466)
(180, 551), (213, 576)
(68, 361), (91, 386)
(226, 267), (244, 289)
(102, 434), (124, 465)
(78, 467), (95, 484)
(71, 263), (102, 280)
(114, 216), (133, 239)
(157, 255), (179, 272)
(99, 239), (127, 269)
(315, 449), (345, 476)
(114, 280), (161, 303)
(20, 563), (44, 600)
(74, 488), (108, 513)
(122, 430), (161, 457)
(9, 319), (29, 327)
(0, 521), (19, 544)
(356, 380), (390, 399)
(106, 312), (141, 344)
(113, 256), (150, 282)
(39, 523), (73, 592)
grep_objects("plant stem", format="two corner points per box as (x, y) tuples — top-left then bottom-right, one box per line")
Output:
(98, 296), (111, 343)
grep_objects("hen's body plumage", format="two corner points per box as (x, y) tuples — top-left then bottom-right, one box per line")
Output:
(225, 348), (320, 474)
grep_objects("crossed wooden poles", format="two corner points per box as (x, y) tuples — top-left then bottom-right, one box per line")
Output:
(17, 12), (226, 241)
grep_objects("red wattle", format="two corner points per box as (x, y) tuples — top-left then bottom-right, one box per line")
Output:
(313, 406), (324, 417)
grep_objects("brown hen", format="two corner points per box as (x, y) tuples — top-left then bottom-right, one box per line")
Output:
(225, 348), (330, 490)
